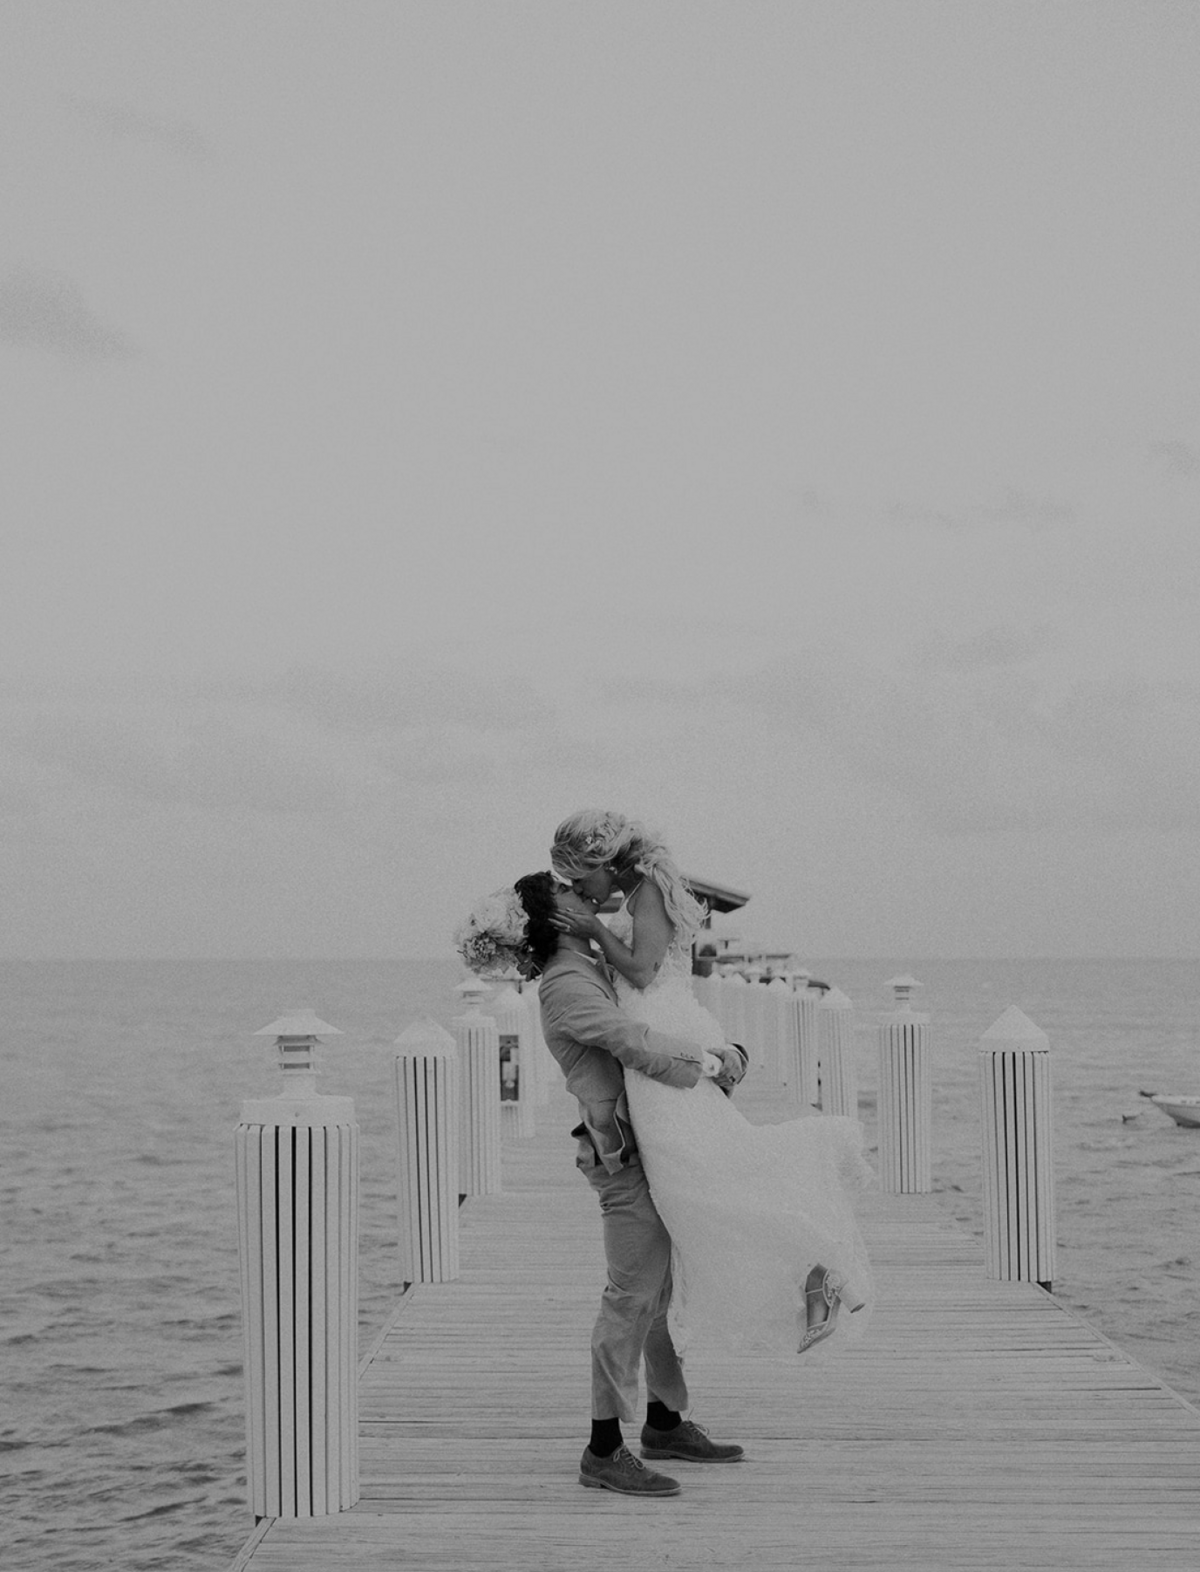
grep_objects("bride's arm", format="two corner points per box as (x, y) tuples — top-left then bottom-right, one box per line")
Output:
(558, 880), (674, 991)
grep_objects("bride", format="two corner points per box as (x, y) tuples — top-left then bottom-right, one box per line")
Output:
(547, 808), (875, 1358)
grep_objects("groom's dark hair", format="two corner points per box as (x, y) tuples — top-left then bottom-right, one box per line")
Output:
(514, 871), (558, 975)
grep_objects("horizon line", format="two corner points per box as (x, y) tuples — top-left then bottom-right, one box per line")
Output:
(1, 952), (1197, 965)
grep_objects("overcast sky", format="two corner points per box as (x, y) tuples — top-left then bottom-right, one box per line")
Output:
(2, 1), (1197, 960)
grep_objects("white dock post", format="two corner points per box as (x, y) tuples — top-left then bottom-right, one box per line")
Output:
(787, 986), (820, 1108)
(741, 974), (767, 1074)
(818, 987), (858, 1118)
(707, 971), (730, 1034)
(520, 980), (551, 1106)
(877, 975), (931, 1193)
(235, 1010), (359, 1519)
(695, 971), (720, 1019)
(721, 972), (748, 1061)
(393, 1019), (459, 1285)
(764, 977), (791, 1085)
(453, 979), (502, 1197)
(980, 1006), (1056, 1290)
(491, 983), (536, 1138)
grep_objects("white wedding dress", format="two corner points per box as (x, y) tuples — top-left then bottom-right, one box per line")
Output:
(611, 906), (876, 1357)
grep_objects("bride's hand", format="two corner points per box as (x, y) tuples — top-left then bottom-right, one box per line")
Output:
(549, 906), (602, 940)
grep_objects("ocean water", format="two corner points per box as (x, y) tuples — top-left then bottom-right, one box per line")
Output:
(1, 957), (1197, 1571)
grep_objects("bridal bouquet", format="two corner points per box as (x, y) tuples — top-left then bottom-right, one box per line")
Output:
(454, 886), (529, 978)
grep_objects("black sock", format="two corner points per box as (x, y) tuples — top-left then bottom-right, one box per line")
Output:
(646, 1400), (681, 1433)
(589, 1418), (623, 1458)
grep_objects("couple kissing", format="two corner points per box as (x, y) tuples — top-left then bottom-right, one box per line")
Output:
(456, 809), (873, 1498)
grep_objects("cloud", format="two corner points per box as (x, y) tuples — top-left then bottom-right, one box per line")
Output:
(1, 662), (569, 820)
(0, 662), (617, 957)
(10, 703), (357, 815)
(210, 665), (552, 736)
(66, 96), (210, 158)
(907, 624), (1061, 675)
(789, 486), (832, 519)
(1147, 440), (1199, 477)
(594, 674), (708, 708)
(890, 487), (1074, 532)
(716, 652), (1200, 835)
(0, 779), (39, 820)
(0, 268), (137, 361)
(1050, 676), (1200, 832)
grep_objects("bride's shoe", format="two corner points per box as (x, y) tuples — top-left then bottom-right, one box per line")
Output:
(798, 1265), (865, 1354)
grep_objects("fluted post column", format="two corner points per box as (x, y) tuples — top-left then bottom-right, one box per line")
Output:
(236, 1010), (358, 1519)
(520, 980), (551, 1106)
(453, 979), (502, 1197)
(980, 1006), (1056, 1290)
(877, 975), (931, 1193)
(788, 986), (819, 1108)
(818, 987), (857, 1118)
(394, 1019), (459, 1285)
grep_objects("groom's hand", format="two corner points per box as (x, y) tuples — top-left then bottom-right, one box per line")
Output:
(713, 1043), (748, 1094)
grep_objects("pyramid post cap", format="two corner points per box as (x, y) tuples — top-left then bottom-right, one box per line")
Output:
(395, 1017), (457, 1052)
(820, 986), (854, 1009)
(981, 1005), (1050, 1049)
(255, 1009), (342, 1037)
(454, 977), (491, 1001)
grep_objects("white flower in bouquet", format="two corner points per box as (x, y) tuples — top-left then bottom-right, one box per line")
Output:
(453, 886), (529, 978)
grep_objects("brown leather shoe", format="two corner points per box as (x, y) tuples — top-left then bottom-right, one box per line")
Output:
(579, 1444), (682, 1496)
(640, 1419), (744, 1463)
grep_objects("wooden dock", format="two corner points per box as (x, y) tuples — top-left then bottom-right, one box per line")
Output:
(230, 1078), (1200, 1570)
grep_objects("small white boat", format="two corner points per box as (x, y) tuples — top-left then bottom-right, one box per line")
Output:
(1149, 1094), (1200, 1129)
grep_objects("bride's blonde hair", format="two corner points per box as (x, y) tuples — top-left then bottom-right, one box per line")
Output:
(550, 808), (707, 942)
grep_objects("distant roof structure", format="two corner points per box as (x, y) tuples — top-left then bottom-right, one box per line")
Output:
(597, 873), (751, 917)
(683, 875), (751, 915)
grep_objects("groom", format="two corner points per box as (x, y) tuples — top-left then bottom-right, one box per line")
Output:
(534, 886), (748, 1498)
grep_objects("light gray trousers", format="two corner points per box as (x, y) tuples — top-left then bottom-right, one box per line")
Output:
(579, 1148), (690, 1423)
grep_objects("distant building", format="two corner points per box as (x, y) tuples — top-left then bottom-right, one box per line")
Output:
(683, 875), (751, 927)
(685, 875), (751, 975)
(597, 872), (750, 922)
(700, 938), (820, 988)
(596, 872), (752, 976)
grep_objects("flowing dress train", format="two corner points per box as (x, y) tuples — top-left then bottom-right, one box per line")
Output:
(610, 906), (876, 1357)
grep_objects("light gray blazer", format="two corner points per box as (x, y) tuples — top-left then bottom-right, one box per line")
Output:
(536, 949), (705, 1174)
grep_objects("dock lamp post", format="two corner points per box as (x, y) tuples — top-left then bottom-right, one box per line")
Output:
(877, 975), (931, 1193)
(235, 1010), (359, 1520)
